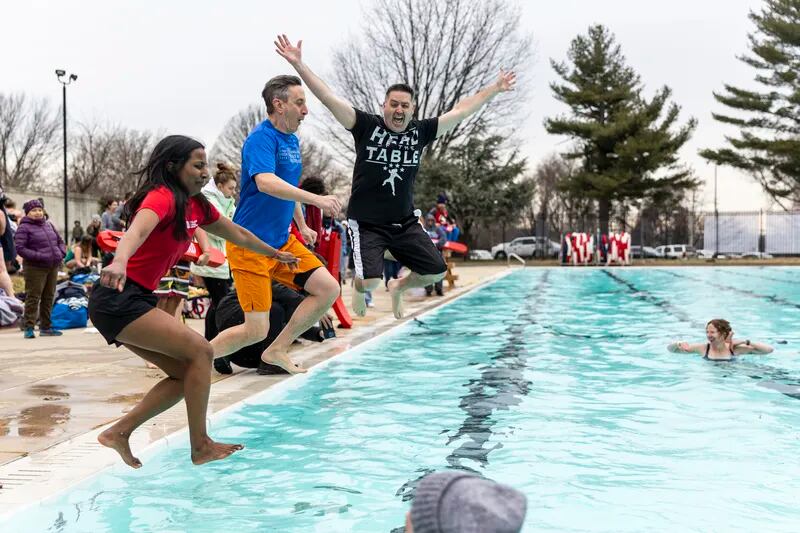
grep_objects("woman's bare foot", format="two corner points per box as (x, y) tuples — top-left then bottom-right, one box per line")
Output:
(388, 278), (405, 319)
(261, 350), (307, 374)
(351, 289), (367, 317)
(98, 427), (142, 468)
(191, 438), (244, 465)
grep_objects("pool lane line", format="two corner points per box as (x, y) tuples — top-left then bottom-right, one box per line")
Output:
(654, 269), (800, 311)
(723, 268), (800, 286)
(395, 270), (550, 505)
(600, 269), (705, 329)
(602, 269), (800, 398)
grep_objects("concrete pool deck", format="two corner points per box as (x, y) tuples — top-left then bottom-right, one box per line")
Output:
(0, 263), (510, 516)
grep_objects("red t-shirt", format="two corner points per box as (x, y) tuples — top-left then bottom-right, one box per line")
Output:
(124, 187), (220, 290)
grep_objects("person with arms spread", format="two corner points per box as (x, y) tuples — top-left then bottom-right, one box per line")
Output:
(276, 34), (515, 318)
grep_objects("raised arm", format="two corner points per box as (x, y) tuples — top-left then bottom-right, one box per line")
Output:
(436, 69), (516, 138)
(731, 338), (774, 355)
(275, 34), (356, 129)
(667, 341), (705, 354)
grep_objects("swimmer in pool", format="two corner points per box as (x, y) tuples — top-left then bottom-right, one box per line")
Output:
(667, 318), (774, 361)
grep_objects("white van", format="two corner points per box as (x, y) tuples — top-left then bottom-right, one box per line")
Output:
(654, 244), (695, 259)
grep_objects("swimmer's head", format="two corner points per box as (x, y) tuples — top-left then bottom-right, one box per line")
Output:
(383, 83), (414, 133)
(262, 75), (307, 133)
(706, 318), (732, 342)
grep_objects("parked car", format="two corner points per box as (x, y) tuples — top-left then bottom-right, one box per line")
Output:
(491, 236), (560, 259)
(738, 251), (774, 259)
(654, 244), (696, 259)
(696, 249), (728, 259)
(467, 249), (493, 260)
(630, 245), (662, 259)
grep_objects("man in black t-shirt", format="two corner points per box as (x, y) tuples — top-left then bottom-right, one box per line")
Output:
(276, 34), (516, 318)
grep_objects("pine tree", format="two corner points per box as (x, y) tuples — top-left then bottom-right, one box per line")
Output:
(545, 25), (697, 234)
(700, 0), (800, 207)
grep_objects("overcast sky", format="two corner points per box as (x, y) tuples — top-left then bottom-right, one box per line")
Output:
(1, 0), (773, 211)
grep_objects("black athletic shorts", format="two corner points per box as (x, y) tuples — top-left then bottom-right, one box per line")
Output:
(348, 215), (447, 280)
(88, 280), (157, 346)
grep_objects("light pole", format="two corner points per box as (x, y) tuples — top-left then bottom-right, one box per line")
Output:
(55, 69), (77, 243)
(713, 164), (719, 258)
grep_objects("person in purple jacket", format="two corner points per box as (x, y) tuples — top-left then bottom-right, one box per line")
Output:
(13, 199), (66, 338)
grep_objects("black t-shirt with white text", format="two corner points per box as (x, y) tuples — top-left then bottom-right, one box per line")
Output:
(346, 109), (438, 224)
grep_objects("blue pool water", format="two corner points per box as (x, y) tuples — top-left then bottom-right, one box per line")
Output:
(4, 267), (800, 532)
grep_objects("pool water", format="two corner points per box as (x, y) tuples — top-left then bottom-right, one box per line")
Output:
(4, 267), (800, 532)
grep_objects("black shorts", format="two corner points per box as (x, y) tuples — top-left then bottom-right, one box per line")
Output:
(348, 216), (447, 280)
(88, 280), (157, 346)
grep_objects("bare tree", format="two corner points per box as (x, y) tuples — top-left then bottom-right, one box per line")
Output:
(323, 0), (533, 161)
(69, 122), (153, 196)
(211, 103), (349, 193)
(0, 93), (60, 189)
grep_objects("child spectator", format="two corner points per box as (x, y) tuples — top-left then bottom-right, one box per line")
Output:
(14, 199), (66, 338)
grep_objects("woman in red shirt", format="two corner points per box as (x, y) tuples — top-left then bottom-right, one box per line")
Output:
(89, 135), (298, 468)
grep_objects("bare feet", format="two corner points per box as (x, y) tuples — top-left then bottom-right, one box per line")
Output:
(351, 288), (367, 317)
(388, 278), (405, 319)
(98, 427), (142, 468)
(191, 438), (244, 465)
(261, 350), (307, 374)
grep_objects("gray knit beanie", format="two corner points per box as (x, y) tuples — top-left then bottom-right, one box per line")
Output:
(410, 471), (527, 533)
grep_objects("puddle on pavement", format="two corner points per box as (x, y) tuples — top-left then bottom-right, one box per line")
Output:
(27, 384), (70, 401)
(108, 392), (145, 404)
(0, 404), (71, 438)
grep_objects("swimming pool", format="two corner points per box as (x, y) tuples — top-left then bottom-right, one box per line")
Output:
(4, 267), (800, 532)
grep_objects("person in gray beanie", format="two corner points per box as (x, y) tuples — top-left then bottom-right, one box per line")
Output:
(406, 471), (527, 533)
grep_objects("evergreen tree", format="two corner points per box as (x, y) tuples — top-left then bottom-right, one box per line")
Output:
(545, 25), (697, 233)
(414, 134), (532, 246)
(700, 0), (800, 207)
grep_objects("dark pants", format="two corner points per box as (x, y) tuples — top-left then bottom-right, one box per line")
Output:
(23, 265), (59, 330)
(202, 276), (231, 341)
(425, 279), (443, 296)
(383, 258), (402, 288)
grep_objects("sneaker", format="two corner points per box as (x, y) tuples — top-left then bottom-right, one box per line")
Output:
(213, 357), (233, 375)
(257, 361), (289, 375)
(24, 328), (35, 339)
(39, 328), (63, 336)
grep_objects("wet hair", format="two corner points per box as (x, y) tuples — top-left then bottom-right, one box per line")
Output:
(213, 161), (237, 186)
(707, 319), (732, 338)
(385, 83), (414, 100)
(299, 175), (326, 196)
(262, 75), (302, 114)
(124, 135), (213, 241)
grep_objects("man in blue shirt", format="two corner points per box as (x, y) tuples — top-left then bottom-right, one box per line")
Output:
(210, 75), (342, 375)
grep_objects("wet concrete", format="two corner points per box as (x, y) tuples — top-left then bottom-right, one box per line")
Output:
(0, 264), (506, 465)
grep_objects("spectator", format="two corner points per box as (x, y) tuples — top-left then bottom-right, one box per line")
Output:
(85, 214), (103, 256)
(113, 191), (132, 230)
(299, 175), (327, 252)
(0, 187), (20, 301)
(423, 214), (447, 297)
(407, 471), (527, 533)
(101, 199), (119, 230)
(383, 251), (402, 291)
(190, 162), (238, 341)
(13, 199), (66, 338)
(71, 219), (84, 243)
(3, 196), (20, 229)
(65, 235), (100, 271)
(213, 283), (335, 375)
(429, 193), (460, 242)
